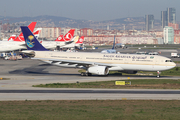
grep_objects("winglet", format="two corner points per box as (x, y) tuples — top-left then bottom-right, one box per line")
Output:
(21, 26), (48, 51)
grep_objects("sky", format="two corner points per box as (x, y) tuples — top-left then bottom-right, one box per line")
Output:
(0, 0), (180, 21)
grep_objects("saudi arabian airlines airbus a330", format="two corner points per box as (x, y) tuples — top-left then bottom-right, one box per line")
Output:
(21, 26), (176, 77)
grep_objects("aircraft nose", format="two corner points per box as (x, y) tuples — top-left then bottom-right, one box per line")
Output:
(172, 62), (176, 68)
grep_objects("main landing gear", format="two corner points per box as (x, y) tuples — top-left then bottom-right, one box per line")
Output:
(81, 72), (92, 76)
(157, 71), (161, 78)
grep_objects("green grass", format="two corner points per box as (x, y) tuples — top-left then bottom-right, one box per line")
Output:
(174, 61), (180, 64)
(0, 100), (180, 120)
(33, 79), (180, 89)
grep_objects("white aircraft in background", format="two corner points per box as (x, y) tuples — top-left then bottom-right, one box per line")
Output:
(55, 29), (75, 47)
(39, 29), (76, 50)
(101, 35), (116, 53)
(0, 22), (37, 52)
(6, 35), (16, 41)
(21, 26), (176, 77)
(61, 36), (84, 49)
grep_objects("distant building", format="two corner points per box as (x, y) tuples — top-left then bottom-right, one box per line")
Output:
(168, 23), (179, 30)
(80, 28), (93, 36)
(163, 26), (174, 44)
(167, 8), (176, 24)
(145, 15), (154, 31)
(39, 27), (61, 39)
(120, 35), (157, 44)
(61, 28), (78, 36)
(161, 11), (168, 29)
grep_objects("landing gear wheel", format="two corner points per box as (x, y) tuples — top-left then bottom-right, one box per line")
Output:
(81, 72), (92, 76)
(87, 73), (92, 76)
(81, 72), (86, 76)
(157, 71), (161, 78)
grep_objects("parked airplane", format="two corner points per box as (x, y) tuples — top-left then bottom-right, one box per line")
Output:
(0, 22), (37, 52)
(116, 43), (125, 48)
(61, 36), (84, 49)
(101, 35), (116, 53)
(21, 26), (176, 77)
(7, 35), (16, 41)
(10, 22), (37, 42)
(56, 29), (75, 47)
(12, 28), (42, 42)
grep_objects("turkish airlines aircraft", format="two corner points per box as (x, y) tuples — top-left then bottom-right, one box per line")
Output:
(55, 29), (75, 47)
(7, 35), (16, 41)
(61, 36), (84, 49)
(8, 22), (36, 42)
(21, 26), (176, 77)
(0, 22), (37, 52)
(40, 29), (75, 49)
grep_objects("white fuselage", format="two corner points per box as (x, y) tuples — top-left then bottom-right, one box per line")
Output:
(34, 51), (176, 72)
(41, 41), (57, 49)
(0, 41), (26, 52)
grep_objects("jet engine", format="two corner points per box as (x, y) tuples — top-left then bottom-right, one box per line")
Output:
(88, 66), (109, 75)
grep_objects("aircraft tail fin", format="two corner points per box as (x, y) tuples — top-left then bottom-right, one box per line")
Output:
(112, 35), (116, 49)
(55, 35), (64, 41)
(76, 36), (84, 44)
(8, 35), (16, 41)
(33, 28), (42, 39)
(21, 26), (48, 51)
(63, 29), (75, 41)
(14, 22), (37, 42)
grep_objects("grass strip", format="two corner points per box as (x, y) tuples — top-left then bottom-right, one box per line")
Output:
(33, 79), (180, 89)
(0, 100), (180, 120)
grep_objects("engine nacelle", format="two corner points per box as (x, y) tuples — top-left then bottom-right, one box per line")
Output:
(88, 66), (109, 75)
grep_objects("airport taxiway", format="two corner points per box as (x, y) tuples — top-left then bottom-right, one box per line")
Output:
(0, 57), (180, 100)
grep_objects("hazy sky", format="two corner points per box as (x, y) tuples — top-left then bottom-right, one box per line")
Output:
(0, 0), (180, 21)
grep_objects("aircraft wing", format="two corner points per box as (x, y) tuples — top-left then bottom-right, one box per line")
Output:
(32, 57), (114, 68)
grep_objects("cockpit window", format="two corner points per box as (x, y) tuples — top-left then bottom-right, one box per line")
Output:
(165, 60), (172, 62)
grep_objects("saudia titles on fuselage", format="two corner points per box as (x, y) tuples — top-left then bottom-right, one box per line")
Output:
(103, 54), (149, 60)
(26, 35), (35, 48)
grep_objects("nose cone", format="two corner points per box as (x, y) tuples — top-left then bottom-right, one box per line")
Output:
(171, 62), (176, 69)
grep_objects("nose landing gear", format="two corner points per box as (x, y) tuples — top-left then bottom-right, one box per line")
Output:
(157, 71), (161, 78)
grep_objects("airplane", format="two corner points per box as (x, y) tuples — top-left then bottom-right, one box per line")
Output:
(61, 36), (85, 49)
(21, 26), (176, 77)
(116, 43), (125, 48)
(101, 35), (116, 53)
(55, 29), (75, 42)
(0, 22), (37, 52)
(38, 29), (76, 50)
(11, 28), (42, 42)
(10, 22), (37, 42)
(55, 29), (75, 47)
(7, 35), (16, 41)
